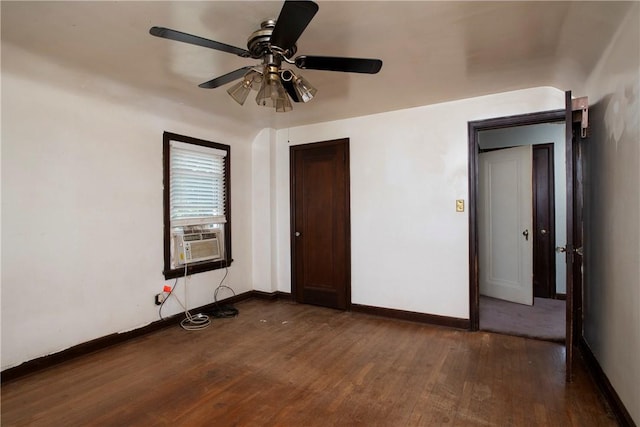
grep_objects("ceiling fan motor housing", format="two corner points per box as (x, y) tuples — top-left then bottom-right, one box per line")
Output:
(247, 19), (296, 59)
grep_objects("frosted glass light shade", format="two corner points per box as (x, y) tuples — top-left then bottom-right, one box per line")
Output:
(227, 70), (262, 105)
(292, 74), (317, 103)
(256, 69), (288, 109)
(245, 70), (263, 90)
(275, 93), (293, 112)
(227, 80), (252, 105)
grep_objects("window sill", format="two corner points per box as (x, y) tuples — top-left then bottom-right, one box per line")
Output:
(163, 258), (233, 280)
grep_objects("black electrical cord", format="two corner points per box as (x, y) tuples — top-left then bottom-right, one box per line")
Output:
(158, 277), (179, 321)
(159, 267), (211, 330)
(209, 266), (239, 318)
(159, 265), (238, 321)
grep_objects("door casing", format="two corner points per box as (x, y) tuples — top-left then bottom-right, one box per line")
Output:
(469, 105), (580, 381)
(468, 109), (566, 330)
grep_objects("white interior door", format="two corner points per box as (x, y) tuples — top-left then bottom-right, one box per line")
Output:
(479, 145), (533, 306)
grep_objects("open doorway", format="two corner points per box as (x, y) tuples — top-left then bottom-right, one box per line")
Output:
(469, 110), (567, 341)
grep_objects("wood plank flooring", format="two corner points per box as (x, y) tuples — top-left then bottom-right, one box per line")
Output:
(1, 299), (616, 426)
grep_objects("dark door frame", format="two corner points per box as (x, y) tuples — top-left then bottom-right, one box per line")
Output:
(532, 143), (557, 299)
(468, 109), (566, 331)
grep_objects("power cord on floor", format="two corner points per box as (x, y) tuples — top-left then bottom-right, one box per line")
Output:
(209, 266), (239, 318)
(158, 264), (211, 331)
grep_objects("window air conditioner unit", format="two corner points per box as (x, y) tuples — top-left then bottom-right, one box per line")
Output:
(174, 229), (222, 265)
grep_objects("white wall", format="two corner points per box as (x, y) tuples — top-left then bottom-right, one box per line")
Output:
(582, 4), (640, 423)
(478, 123), (567, 294)
(251, 128), (277, 293)
(261, 88), (565, 319)
(1, 44), (255, 370)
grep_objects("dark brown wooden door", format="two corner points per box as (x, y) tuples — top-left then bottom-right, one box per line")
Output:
(290, 139), (350, 310)
(532, 143), (556, 298)
(564, 91), (576, 381)
(570, 122), (584, 350)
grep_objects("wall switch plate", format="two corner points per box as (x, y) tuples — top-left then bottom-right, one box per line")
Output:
(456, 199), (465, 212)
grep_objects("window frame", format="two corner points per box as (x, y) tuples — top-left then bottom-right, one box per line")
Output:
(163, 131), (232, 279)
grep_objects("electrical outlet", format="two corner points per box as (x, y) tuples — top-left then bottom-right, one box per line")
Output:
(155, 293), (165, 305)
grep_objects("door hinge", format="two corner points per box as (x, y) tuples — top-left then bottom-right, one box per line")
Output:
(572, 96), (589, 138)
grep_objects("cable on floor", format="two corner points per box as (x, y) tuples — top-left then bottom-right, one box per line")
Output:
(158, 264), (211, 331)
(179, 264), (211, 330)
(209, 266), (239, 318)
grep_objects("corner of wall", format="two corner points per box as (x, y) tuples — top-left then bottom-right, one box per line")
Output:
(250, 128), (281, 294)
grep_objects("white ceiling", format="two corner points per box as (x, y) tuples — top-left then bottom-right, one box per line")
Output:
(1, 1), (633, 131)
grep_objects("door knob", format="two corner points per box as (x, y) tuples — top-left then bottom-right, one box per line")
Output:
(295, 231), (301, 237)
(540, 229), (548, 235)
(574, 246), (583, 256)
(556, 246), (567, 253)
(522, 229), (529, 241)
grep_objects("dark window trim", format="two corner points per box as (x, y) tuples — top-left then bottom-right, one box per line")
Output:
(162, 131), (232, 280)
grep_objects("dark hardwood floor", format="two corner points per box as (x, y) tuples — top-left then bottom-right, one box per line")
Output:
(1, 299), (616, 426)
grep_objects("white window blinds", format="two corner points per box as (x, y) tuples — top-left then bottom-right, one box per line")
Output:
(170, 141), (226, 225)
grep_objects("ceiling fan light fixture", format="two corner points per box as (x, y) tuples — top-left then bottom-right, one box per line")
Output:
(151, 0), (383, 113)
(256, 66), (290, 111)
(275, 92), (293, 112)
(292, 73), (317, 103)
(227, 80), (251, 105)
(227, 70), (262, 105)
(245, 70), (264, 91)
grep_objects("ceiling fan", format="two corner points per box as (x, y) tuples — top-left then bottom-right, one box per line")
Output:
(149, 0), (383, 112)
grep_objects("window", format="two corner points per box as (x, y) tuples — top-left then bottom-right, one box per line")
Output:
(163, 132), (231, 279)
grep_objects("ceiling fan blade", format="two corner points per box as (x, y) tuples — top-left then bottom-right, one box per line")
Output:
(150, 26), (251, 58)
(198, 66), (254, 89)
(295, 56), (383, 74)
(269, 0), (319, 52)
